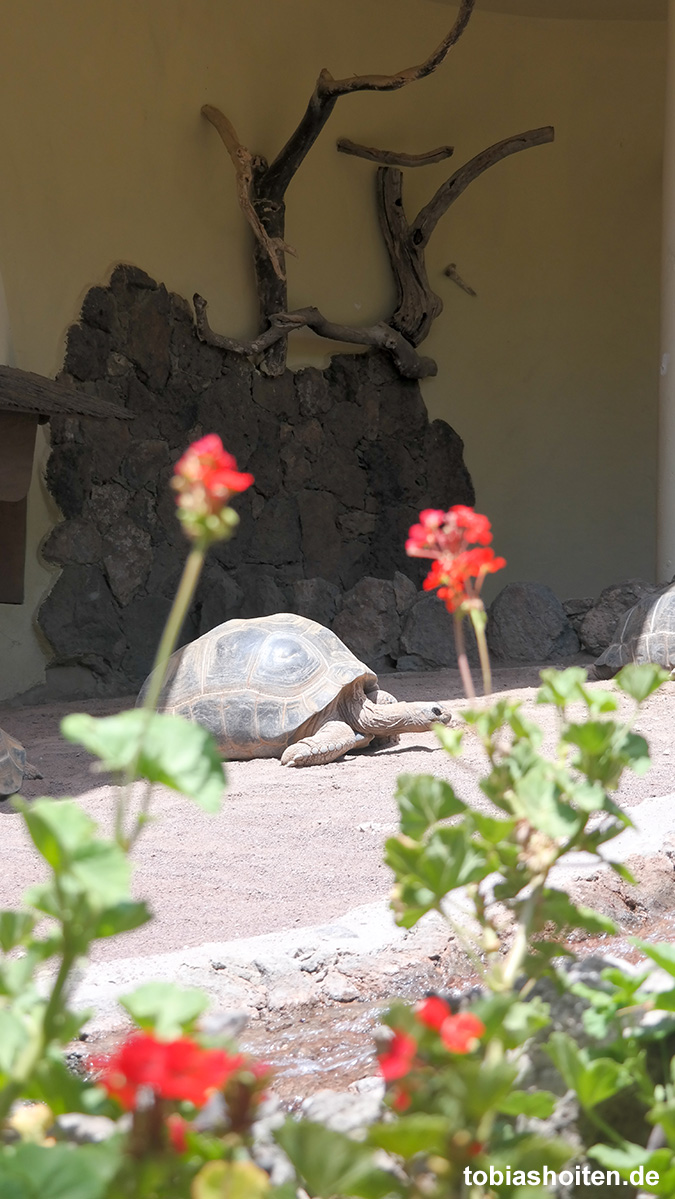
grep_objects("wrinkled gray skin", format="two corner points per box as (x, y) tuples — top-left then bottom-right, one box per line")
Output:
(141, 612), (454, 767)
(0, 728), (42, 798)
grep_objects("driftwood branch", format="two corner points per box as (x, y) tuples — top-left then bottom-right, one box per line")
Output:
(413, 126), (555, 246)
(263, 0), (475, 199)
(377, 125), (555, 344)
(337, 139), (454, 168)
(202, 0), (476, 372)
(201, 104), (296, 281)
(193, 294), (437, 380)
(444, 264), (477, 297)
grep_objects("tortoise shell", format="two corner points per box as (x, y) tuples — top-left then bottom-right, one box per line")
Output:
(594, 584), (675, 677)
(0, 728), (27, 797)
(145, 612), (377, 758)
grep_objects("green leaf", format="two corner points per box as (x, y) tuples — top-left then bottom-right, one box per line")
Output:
(609, 860), (638, 885)
(0, 911), (36, 952)
(590, 1141), (675, 1190)
(275, 1120), (404, 1199)
(499, 997), (551, 1046)
(563, 720), (615, 757)
(469, 811), (517, 844)
(433, 725), (463, 756)
(62, 710), (226, 812)
(92, 901), (152, 940)
(0, 1170), (25, 1199)
(615, 662), (670, 703)
(545, 1032), (630, 1109)
(385, 826), (491, 925)
(535, 889), (617, 936)
(0, 1009), (31, 1073)
(638, 988), (675, 1012)
(70, 841), (131, 908)
(498, 1090), (557, 1118)
(631, 940), (675, 980)
(368, 1114), (448, 1157)
(537, 667), (588, 707)
(2, 1141), (121, 1199)
(119, 981), (209, 1038)
(23, 1052), (92, 1115)
(511, 766), (581, 840)
(582, 688), (619, 714)
(395, 774), (466, 839)
(20, 800), (96, 871)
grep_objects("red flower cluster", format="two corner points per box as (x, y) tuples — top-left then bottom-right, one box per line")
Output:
(378, 1031), (418, 1081)
(172, 434), (253, 543)
(406, 506), (505, 614)
(416, 997), (486, 1053)
(378, 1001), (485, 1086)
(94, 1032), (244, 1110)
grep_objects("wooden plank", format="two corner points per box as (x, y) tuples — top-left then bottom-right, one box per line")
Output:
(0, 365), (132, 420)
(0, 497), (27, 604)
(0, 413), (37, 502)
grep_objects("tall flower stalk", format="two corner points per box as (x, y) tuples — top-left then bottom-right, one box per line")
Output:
(118, 435), (253, 848)
(406, 506), (505, 699)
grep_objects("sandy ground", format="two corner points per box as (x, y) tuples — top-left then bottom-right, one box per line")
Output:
(2, 661), (674, 964)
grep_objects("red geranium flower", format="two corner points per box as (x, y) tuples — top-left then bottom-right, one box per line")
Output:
(416, 995), (452, 1031)
(440, 1012), (485, 1054)
(93, 1032), (244, 1110)
(407, 506), (505, 615)
(378, 1031), (418, 1081)
(172, 434), (254, 543)
(174, 434), (253, 499)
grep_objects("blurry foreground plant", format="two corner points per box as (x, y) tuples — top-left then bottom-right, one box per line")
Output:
(3, 461), (675, 1199)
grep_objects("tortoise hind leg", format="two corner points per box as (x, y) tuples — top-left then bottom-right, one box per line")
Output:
(281, 722), (372, 767)
(23, 762), (43, 781)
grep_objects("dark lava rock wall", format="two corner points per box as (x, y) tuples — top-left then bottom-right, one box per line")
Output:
(38, 265), (474, 694)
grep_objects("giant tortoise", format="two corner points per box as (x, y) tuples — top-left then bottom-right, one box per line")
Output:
(140, 612), (454, 766)
(593, 583), (675, 679)
(0, 728), (41, 798)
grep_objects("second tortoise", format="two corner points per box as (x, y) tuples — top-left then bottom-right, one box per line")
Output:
(140, 612), (454, 766)
(593, 583), (675, 679)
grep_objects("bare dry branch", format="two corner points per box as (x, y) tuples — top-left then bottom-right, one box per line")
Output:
(444, 263), (477, 297)
(413, 125), (555, 246)
(193, 294), (437, 379)
(376, 125), (553, 343)
(337, 138), (454, 167)
(324, 0), (475, 95)
(263, 0), (475, 198)
(201, 104), (296, 280)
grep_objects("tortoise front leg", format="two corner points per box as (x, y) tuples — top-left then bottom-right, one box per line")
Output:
(364, 686), (400, 748)
(280, 722), (372, 767)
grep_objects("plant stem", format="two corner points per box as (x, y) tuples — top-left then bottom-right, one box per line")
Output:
(469, 609), (492, 696)
(501, 882), (544, 991)
(454, 612), (476, 701)
(117, 546), (206, 848)
(139, 546), (206, 718)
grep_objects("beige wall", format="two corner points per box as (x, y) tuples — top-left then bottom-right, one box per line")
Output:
(0, 1), (665, 698)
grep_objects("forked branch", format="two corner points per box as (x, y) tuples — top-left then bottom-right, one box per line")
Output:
(201, 104), (296, 280)
(376, 125), (555, 344)
(193, 294), (437, 379)
(262, 0), (475, 199)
